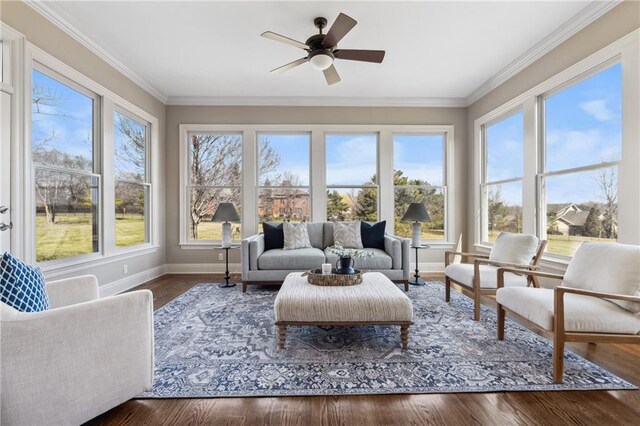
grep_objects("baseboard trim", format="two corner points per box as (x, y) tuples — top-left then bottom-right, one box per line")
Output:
(99, 265), (166, 298)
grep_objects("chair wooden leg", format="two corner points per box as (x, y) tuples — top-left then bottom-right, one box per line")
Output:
(497, 303), (505, 340)
(400, 325), (409, 350)
(553, 332), (565, 384)
(445, 276), (451, 302)
(473, 291), (481, 321)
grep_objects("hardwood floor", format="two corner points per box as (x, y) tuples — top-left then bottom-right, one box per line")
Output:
(86, 274), (640, 425)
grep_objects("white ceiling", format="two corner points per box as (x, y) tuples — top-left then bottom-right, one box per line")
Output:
(40, 1), (599, 104)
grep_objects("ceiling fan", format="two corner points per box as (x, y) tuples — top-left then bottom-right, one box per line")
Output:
(261, 13), (385, 85)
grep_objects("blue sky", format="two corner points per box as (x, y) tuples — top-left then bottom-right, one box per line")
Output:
(258, 133), (310, 186)
(394, 134), (444, 186)
(32, 69), (94, 168)
(326, 134), (378, 186)
(114, 111), (145, 179)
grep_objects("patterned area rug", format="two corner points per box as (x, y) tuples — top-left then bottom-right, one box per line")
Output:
(140, 282), (635, 398)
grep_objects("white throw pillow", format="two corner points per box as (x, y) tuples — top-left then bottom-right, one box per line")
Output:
(333, 221), (363, 249)
(563, 242), (640, 313)
(489, 232), (538, 265)
(282, 222), (312, 250)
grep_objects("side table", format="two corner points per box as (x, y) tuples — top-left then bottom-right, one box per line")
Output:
(409, 244), (430, 286)
(215, 245), (240, 288)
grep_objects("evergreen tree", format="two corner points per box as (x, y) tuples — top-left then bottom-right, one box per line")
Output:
(327, 190), (349, 221)
(583, 206), (602, 237)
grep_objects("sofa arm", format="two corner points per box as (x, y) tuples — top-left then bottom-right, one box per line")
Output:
(0, 290), (154, 426)
(242, 234), (264, 279)
(384, 235), (402, 269)
(46, 275), (100, 309)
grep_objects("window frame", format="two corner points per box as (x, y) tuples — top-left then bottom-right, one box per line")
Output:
(392, 132), (449, 243)
(256, 131), (312, 225)
(113, 106), (152, 250)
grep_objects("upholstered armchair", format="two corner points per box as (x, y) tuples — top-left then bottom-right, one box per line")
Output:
(444, 232), (546, 320)
(1, 275), (154, 425)
(496, 242), (640, 383)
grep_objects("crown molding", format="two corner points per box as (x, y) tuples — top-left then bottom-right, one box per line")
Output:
(465, 0), (621, 106)
(25, 0), (168, 104)
(166, 96), (467, 108)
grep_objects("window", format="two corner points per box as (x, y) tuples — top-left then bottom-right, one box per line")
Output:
(32, 66), (100, 262)
(393, 134), (446, 240)
(257, 133), (310, 224)
(187, 132), (242, 241)
(481, 111), (524, 242)
(114, 110), (150, 248)
(541, 62), (621, 256)
(326, 134), (378, 221)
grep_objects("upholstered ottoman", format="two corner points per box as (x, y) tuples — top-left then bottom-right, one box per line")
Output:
(274, 272), (413, 349)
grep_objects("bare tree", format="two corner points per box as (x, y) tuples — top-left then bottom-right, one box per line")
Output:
(596, 168), (617, 239)
(114, 113), (145, 178)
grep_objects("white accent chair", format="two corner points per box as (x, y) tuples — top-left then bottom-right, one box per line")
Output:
(496, 242), (640, 383)
(444, 232), (546, 320)
(1, 275), (154, 425)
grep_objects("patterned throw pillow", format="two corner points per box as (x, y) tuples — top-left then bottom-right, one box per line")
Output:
(334, 221), (363, 249)
(283, 222), (312, 250)
(0, 252), (50, 312)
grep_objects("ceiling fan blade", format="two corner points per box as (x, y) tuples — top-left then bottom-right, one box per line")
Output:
(270, 57), (308, 74)
(261, 31), (308, 50)
(334, 49), (385, 63)
(323, 13), (357, 48)
(323, 64), (341, 86)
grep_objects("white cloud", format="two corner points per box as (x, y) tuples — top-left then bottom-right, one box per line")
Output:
(580, 99), (614, 122)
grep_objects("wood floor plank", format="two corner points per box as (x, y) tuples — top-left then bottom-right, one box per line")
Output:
(84, 274), (640, 425)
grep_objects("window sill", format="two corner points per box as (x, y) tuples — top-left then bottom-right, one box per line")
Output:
(179, 242), (242, 250)
(40, 245), (160, 279)
(421, 241), (456, 250)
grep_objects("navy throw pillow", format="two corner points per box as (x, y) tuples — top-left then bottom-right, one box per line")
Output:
(263, 222), (284, 251)
(0, 252), (50, 312)
(361, 221), (386, 250)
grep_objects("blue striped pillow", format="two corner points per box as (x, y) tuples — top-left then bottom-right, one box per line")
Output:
(0, 252), (50, 312)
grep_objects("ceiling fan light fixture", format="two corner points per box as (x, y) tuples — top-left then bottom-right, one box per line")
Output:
(309, 51), (334, 70)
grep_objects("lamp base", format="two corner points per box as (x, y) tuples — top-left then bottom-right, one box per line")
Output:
(221, 222), (232, 247)
(411, 222), (422, 248)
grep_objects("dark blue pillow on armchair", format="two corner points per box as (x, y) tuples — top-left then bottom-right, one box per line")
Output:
(263, 222), (284, 251)
(361, 221), (386, 250)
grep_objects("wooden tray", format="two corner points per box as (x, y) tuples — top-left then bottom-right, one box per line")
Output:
(303, 269), (364, 286)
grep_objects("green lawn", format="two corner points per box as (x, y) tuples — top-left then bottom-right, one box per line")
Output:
(488, 231), (614, 257)
(36, 213), (146, 262)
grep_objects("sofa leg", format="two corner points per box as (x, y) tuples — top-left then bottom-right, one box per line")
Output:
(242, 282), (247, 293)
(445, 276), (451, 302)
(497, 303), (505, 340)
(404, 280), (409, 292)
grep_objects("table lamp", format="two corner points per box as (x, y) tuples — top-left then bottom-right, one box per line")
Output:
(401, 203), (431, 248)
(211, 203), (240, 247)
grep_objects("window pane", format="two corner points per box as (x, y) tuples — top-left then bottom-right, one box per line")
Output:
(115, 182), (147, 247)
(258, 133), (310, 186)
(326, 188), (377, 222)
(114, 111), (146, 182)
(189, 187), (241, 241)
(486, 111), (523, 182)
(326, 134), (377, 186)
(486, 181), (523, 242)
(32, 69), (94, 171)
(189, 133), (241, 186)
(393, 134), (443, 186)
(258, 187), (310, 223)
(35, 169), (98, 262)
(394, 187), (445, 240)
(545, 63), (622, 172)
(545, 167), (617, 256)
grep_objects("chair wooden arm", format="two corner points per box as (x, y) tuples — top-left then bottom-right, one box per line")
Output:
(555, 286), (640, 303)
(444, 251), (489, 266)
(496, 268), (564, 289)
(474, 258), (540, 270)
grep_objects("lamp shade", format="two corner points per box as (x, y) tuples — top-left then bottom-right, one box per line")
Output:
(211, 203), (240, 222)
(401, 203), (431, 222)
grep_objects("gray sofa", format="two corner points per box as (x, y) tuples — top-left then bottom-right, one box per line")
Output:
(241, 222), (411, 293)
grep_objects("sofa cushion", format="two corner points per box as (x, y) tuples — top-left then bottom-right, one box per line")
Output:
(496, 287), (640, 334)
(283, 222), (312, 250)
(323, 222), (335, 248)
(445, 263), (527, 288)
(489, 232), (538, 265)
(563, 242), (640, 313)
(306, 222), (325, 249)
(333, 221), (363, 249)
(0, 252), (50, 312)
(263, 222), (284, 251)
(361, 221), (386, 250)
(325, 248), (392, 270)
(258, 248), (325, 270)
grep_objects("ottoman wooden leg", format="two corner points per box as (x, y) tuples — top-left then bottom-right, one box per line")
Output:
(277, 324), (286, 349)
(401, 325), (409, 350)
